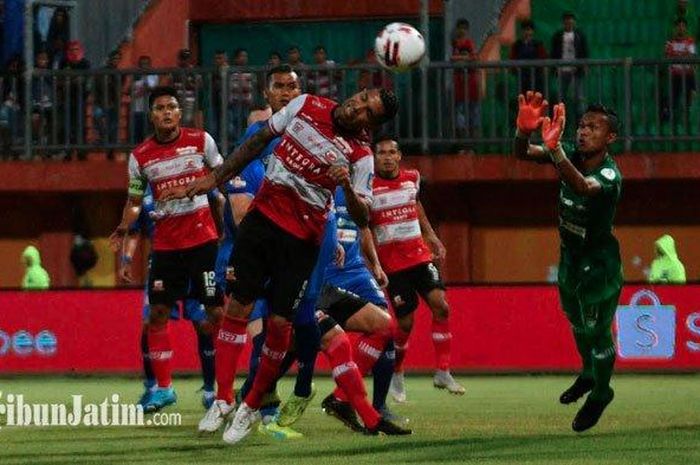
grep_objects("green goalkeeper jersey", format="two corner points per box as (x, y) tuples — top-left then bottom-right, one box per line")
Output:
(557, 151), (623, 303)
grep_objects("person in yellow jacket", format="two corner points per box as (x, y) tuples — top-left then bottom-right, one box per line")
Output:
(21, 245), (50, 289)
(649, 234), (687, 284)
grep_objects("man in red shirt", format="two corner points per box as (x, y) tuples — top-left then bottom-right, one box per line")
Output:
(451, 18), (480, 138)
(110, 86), (225, 412)
(665, 18), (696, 122)
(174, 88), (399, 445)
(371, 135), (465, 402)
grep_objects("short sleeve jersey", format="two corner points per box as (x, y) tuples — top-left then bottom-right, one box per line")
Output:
(127, 128), (223, 251)
(252, 94), (374, 243)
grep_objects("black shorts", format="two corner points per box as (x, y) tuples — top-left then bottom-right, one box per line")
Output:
(148, 241), (223, 308)
(315, 285), (370, 333)
(227, 208), (319, 320)
(387, 262), (445, 318)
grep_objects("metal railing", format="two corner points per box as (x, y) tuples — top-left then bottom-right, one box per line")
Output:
(1, 58), (698, 159)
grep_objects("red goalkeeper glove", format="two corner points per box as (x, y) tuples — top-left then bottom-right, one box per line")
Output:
(516, 91), (548, 135)
(541, 103), (566, 150)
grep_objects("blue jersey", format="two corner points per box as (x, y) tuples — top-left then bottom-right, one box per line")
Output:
(239, 121), (280, 166)
(327, 188), (365, 272)
(129, 187), (156, 238)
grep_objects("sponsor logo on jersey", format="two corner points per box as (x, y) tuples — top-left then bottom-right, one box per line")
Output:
(175, 146), (198, 156)
(153, 280), (164, 291)
(225, 267), (236, 281)
(393, 295), (405, 306)
(600, 168), (616, 181)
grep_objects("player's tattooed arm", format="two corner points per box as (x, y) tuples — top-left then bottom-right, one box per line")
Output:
(214, 127), (274, 185)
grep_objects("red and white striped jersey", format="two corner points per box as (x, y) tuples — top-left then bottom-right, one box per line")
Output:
(253, 94), (374, 243)
(666, 36), (696, 75)
(128, 128), (223, 251)
(370, 169), (432, 274)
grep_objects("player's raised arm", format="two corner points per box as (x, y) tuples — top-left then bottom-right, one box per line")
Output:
(513, 91), (550, 162)
(542, 103), (603, 197)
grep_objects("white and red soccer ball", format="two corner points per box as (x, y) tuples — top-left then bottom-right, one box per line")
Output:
(374, 22), (426, 72)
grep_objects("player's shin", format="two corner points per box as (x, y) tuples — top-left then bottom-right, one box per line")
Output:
(326, 332), (381, 429)
(292, 323), (320, 398)
(431, 318), (452, 371)
(194, 322), (216, 392)
(244, 318), (292, 409)
(147, 320), (173, 388)
(215, 315), (248, 404)
(372, 342), (395, 410)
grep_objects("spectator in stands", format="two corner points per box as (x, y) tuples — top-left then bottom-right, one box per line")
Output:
(268, 51), (282, 67)
(31, 50), (54, 151)
(665, 18), (696, 122)
(307, 45), (340, 99)
(510, 20), (547, 94)
(49, 37), (66, 70)
(93, 50), (126, 151)
(667, 0), (698, 40)
(47, 7), (69, 49)
(0, 54), (23, 158)
(287, 45), (305, 69)
(210, 49), (228, 142)
(357, 49), (393, 92)
(59, 40), (90, 158)
(451, 18), (481, 138)
(228, 48), (254, 141)
(21, 245), (50, 290)
(171, 48), (202, 128)
(551, 12), (588, 119)
(648, 234), (687, 284)
(131, 55), (159, 143)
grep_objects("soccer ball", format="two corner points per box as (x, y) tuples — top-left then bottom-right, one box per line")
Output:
(374, 22), (426, 72)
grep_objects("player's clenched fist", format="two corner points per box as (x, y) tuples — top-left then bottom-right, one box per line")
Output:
(516, 91), (548, 135)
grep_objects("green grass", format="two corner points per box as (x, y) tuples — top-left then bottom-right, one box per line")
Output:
(0, 375), (699, 464)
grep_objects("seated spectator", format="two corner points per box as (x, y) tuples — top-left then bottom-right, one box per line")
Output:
(649, 234), (686, 283)
(665, 18), (696, 121)
(0, 54), (24, 158)
(451, 18), (481, 138)
(667, 0), (697, 40)
(551, 12), (588, 119)
(307, 45), (341, 99)
(510, 20), (547, 94)
(21, 245), (50, 290)
(356, 49), (393, 92)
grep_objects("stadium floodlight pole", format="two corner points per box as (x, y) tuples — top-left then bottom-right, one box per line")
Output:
(420, 0), (430, 153)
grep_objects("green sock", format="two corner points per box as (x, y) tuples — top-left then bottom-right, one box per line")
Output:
(572, 326), (594, 379)
(590, 345), (615, 400)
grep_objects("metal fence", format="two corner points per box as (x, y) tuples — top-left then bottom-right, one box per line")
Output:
(1, 58), (699, 159)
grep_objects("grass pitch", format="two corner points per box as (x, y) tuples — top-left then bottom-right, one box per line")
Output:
(0, 375), (698, 465)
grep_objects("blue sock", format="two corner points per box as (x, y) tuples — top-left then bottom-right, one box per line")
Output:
(239, 328), (265, 401)
(292, 322), (320, 398)
(194, 322), (216, 392)
(141, 326), (155, 388)
(372, 342), (395, 410)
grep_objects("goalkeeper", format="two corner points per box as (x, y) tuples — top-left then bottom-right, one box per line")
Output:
(513, 91), (623, 433)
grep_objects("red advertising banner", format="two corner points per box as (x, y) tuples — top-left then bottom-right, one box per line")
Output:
(1, 286), (698, 374)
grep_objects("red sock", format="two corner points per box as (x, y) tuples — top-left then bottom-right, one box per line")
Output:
(326, 332), (380, 429)
(393, 326), (411, 373)
(147, 322), (173, 388)
(244, 319), (292, 409)
(215, 316), (247, 404)
(431, 318), (452, 371)
(333, 323), (393, 401)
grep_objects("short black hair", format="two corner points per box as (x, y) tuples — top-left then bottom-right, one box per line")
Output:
(233, 48), (247, 58)
(562, 12), (575, 20)
(269, 51), (282, 59)
(149, 86), (179, 109)
(314, 45), (326, 53)
(584, 103), (620, 134)
(456, 18), (470, 29)
(266, 64), (296, 84)
(214, 49), (227, 55)
(374, 133), (398, 148)
(376, 88), (399, 125)
(287, 45), (300, 53)
(521, 19), (535, 30)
